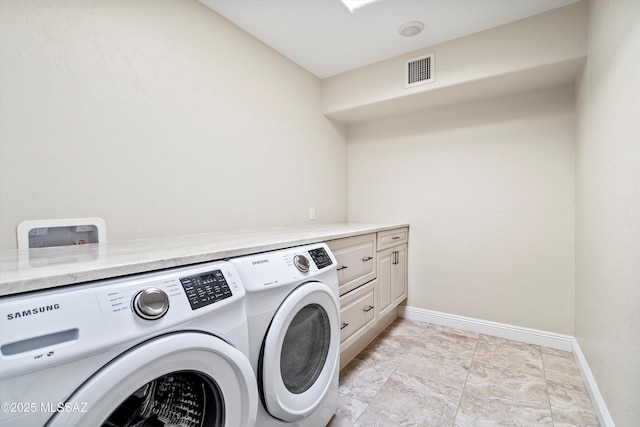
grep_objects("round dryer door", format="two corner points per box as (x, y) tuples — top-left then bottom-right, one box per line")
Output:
(46, 332), (257, 427)
(260, 281), (339, 422)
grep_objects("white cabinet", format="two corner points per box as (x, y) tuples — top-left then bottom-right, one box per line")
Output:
(327, 233), (376, 296)
(395, 244), (408, 303)
(339, 280), (376, 346)
(377, 244), (408, 317)
(377, 247), (394, 316)
(377, 228), (408, 317)
(377, 227), (409, 251)
(328, 227), (409, 369)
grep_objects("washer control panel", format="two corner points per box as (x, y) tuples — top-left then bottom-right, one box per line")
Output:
(0, 261), (245, 379)
(179, 269), (232, 310)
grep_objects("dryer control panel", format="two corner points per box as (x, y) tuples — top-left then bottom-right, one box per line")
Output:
(309, 247), (333, 269)
(229, 243), (338, 292)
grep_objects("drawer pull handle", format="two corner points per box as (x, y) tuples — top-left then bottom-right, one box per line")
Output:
(392, 236), (401, 240)
(363, 305), (374, 312)
(340, 322), (349, 330)
(337, 265), (348, 271)
(362, 256), (373, 262)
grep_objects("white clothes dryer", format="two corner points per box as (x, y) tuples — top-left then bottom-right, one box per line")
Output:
(230, 243), (339, 427)
(0, 261), (257, 427)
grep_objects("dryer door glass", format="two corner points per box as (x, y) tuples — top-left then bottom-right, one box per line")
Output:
(280, 303), (330, 394)
(260, 282), (339, 422)
(102, 371), (223, 427)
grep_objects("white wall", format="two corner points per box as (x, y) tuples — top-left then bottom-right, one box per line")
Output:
(0, 0), (348, 249)
(348, 85), (576, 334)
(575, 0), (640, 425)
(327, 2), (584, 336)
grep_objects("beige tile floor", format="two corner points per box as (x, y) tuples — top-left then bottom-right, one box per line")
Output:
(328, 318), (600, 427)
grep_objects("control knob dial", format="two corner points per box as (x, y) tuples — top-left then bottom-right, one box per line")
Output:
(293, 254), (310, 273)
(133, 287), (169, 320)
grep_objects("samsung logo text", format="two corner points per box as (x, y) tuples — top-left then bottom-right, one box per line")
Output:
(6, 304), (60, 320)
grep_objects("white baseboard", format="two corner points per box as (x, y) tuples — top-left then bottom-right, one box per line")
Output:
(398, 306), (614, 427)
(571, 339), (616, 427)
(399, 306), (574, 351)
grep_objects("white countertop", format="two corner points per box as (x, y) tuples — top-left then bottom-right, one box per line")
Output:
(0, 223), (408, 297)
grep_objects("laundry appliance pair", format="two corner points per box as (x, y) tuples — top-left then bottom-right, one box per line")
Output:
(0, 242), (339, 427)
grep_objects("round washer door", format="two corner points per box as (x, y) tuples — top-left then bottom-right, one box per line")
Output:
(46, 332), (257, 427)
(260, 281), (339, 422)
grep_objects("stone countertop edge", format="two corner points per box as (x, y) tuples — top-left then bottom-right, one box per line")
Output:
(0, 223), (409, 297)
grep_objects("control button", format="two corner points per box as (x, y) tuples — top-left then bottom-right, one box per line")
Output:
(133, 288), (170, 320)
(293, 254), (310, 273)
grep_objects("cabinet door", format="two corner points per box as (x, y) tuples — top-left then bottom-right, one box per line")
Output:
(394, 244), (408, 304)
(377, 247), (394, 317)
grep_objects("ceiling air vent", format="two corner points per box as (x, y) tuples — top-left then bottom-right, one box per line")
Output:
(405, 53), (434, 88)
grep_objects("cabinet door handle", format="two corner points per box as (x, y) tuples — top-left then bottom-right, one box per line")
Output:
(337, 265), (348, 271)
(363, 305), (374, 312)
(362, 256), (373, 262)
(393, 250), (398, 265)
(340, 322), (349, 330)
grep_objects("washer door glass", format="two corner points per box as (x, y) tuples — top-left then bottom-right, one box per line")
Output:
(280, 303), (330, 394)
(102, 370), (223, 427)
(260, 282), (339, 422)
(46, 333), (257, 427)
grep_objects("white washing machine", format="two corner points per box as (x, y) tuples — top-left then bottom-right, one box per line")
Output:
(0, 261), (258, 427)
(230, 243), (340, 427)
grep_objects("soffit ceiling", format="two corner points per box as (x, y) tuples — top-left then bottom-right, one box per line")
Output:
(200, 0), (578, 79)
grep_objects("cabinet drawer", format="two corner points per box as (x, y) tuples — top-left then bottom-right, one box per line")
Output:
(377, 227), (409, 251)
(327, 233), (376, 296)
(339, 280), (376, 343)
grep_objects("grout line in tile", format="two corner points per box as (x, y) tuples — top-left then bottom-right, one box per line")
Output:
(541, 348), (557, 426)
(451, 331), (479, 427)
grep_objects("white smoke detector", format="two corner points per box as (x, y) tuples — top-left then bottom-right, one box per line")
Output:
(398, 21), (425, 37)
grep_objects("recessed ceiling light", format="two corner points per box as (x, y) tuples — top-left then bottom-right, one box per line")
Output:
(398, 21), (425, 37)
(340, 0), (380, 13)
